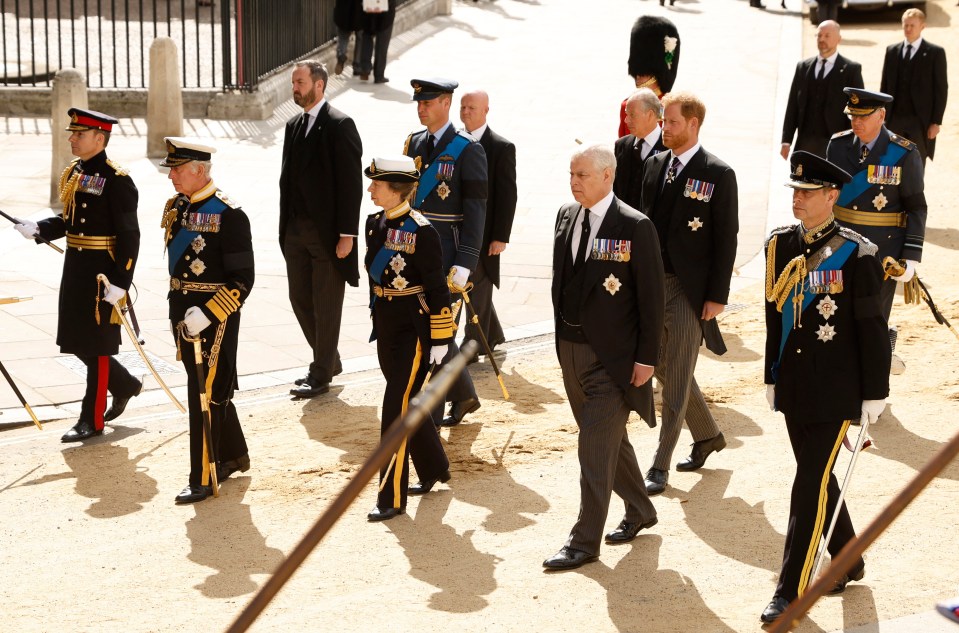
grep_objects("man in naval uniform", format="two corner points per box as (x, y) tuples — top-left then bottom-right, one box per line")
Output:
(161, 138), (255, 504)
(14, 108), (142, 442)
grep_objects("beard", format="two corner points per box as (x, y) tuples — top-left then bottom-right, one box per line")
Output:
(663, 128), (688, 150)
(293, 85), (316, 107)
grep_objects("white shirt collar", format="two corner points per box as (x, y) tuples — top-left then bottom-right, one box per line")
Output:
(670, 142), (701, 170)
(904, 37), (923, 52)
(464, 122), (488, 141)
(430, 121), (452, 142)
(586, 190), (615, 220)
(639, 127), (662, 155)
(819, 50), (839, 64)
(304, 98), (325, 119)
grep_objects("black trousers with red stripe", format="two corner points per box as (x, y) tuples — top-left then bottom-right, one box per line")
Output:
(775, 415), (865, 602)
(77, 355), (141, 430)
(373, 298), (449, 511)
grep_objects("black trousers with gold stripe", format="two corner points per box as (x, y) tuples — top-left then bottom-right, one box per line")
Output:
(776, 415), (864, 602)
(373, 298), (450, 511)
(174, 313), (248, 488)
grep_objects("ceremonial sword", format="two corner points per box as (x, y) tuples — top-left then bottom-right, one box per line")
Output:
(176, 321), (219, 498)
(448, 270), (510, 401)
(0, 208), (65, 254)
(882, 256), (959, 344)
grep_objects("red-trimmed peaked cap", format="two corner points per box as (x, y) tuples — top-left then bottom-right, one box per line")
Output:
(65, 108), (118, 132)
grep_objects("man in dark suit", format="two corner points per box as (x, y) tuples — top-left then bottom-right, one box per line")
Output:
(544, 144), (663, 571)
(279, 60), (363, 398)
(614, 87), (667, 211)
(403, 78), (488, 427)
(639, 92), (739, 495)
(459, 90), (516, 357)
(780, 20), (864, 160)
(880, 8), (948, 164)
(760, 151), (889, 623)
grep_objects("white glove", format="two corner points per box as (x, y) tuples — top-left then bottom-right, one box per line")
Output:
(429, 344), (449, 366)
(184, 306), (212, 336)
(451, 265), (470, 289)
(890, 259), (917, 283)
(102, 284), (126, 306)
(14, 220), (38, 239)
(860, 399), (885, 425)
(766, 384), (776, 411)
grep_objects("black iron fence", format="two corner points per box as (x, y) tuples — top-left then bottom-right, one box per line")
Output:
(1, 0), (410, 92)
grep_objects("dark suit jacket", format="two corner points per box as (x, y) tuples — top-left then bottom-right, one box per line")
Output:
(279, 101), (363, 286)
(781, 53), (864, 148)
(551, 197), (665, 426)
(613, 131), (667, 211)
(880, 39), (948, 159)
(475, 126), (517, 287)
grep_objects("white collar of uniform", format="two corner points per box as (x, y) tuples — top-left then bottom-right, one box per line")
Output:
(903, 37), (923, 51)
(430, 120), (452, 144)
(304, 98), (325, 119)
(586, 189), (615, 222)
(464, 122), (488, 141)
(670, 142), (701, 169)
(189, 180), (217, 203)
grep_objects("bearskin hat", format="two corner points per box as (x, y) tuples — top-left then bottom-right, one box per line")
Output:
(628, 16), (681, 93)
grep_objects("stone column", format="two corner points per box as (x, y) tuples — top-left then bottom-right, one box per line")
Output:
(438, 0), (452, 16)
(147, 37), (183, 158)
(50, 69), (88, 205)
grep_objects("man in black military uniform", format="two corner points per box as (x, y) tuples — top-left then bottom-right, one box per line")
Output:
(760, 151), (890, 623)
(160, 138), (255, 504)
(827, 88), (926, 371)
(14, 108), (142, 442)
(403, 78), (488, 426)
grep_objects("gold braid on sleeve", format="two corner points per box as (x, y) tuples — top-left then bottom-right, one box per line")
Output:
(765, 235), (808, 329)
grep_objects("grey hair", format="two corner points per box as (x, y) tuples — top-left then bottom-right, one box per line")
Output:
(188, 160), (212, 177)
(626, 87), (663, 118)
(571, 144), (617, 174)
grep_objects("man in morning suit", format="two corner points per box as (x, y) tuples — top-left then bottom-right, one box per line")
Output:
(543, 144), (663, 571)
(827, 88), (926, 373)
(614, 87), (667, 211)
(639, 91), (739, 495)
(403, 78), (488, 427)
(279, 60), (363, 398)
(880, 8), (948, 165)
(460, 89), (517, 357)
(780, 20), (864, 160)
(760, 151), (889, 623)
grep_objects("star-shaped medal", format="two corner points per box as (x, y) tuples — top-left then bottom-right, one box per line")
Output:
(603, 274), (622, 296)
(688, 217), (703, 231)
(191, 235), (206, 254)
(816, 323), (836, 342)
(189, 258), (206, 276)
(873, 192), (888, 211)
(391, 275), (408, 291)
(389, 253), (406, 274)
(816, 295), (838, 320)
(437, 181), (451, 200)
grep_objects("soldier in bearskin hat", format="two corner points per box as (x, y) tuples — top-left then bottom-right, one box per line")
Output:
(618, 15), (681, 137)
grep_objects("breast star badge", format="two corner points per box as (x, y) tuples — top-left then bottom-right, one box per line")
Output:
(816, 295), (838, 320)
(603, 274), (622, 296)
(389, 253), (406, 274)
(191, 235), (206, 254)
(189, 258), (206, 276)
(688, 217), (703, 231)
(873, 192), (888, 211)
(391, 275), (409, 291)
(816, 323), (836, 342)
(437, 181), (451, 200)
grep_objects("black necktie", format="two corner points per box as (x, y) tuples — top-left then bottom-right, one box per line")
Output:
(574, 209), (592, 271)
(816, 58), (826, 80)
(425, 134), (435, 158)
(301, 112), (310, 138)
(665, 156), (681, 185)
(859, 144), (869, 163)
(903, 43), (913, 61)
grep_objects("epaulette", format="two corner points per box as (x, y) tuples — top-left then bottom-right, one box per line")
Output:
(838, 226), (878, 258)
(409, 210), (430, 227)
(215, 189), (239, 209)
(161, 196), (179, 244)
(58, 159), (79, 191)
(830, 129), (855, 140)
(106, 158), (129, 177)
(456, 129), (477, 142)
(764, 224), (794, 248)
(402, 132), (413, 156)
(889, 133), (917, 152)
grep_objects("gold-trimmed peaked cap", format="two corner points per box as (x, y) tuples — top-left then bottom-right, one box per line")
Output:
(160, 137), (217, 167)
(786, 151), (852, 190)
(364, 155), (420, 182)
(410, 77), (458, 101)
(66, 108), (118, 132)
(843, 87), (892, 116)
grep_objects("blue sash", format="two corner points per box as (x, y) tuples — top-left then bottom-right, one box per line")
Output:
(369, 216), (419, 286)
(773, 239), (857, 380)
(413, 133), (470, 207)
(836, 142), (906, 206)
(167, 196), (227, 275)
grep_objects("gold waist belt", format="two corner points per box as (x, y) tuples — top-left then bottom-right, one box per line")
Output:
(834, 206), (907, 228)
(372, 284), (424, 298)
(66, 233), (116, 251)
(420, 212), (463, 223)
(170, 278), (225, 293)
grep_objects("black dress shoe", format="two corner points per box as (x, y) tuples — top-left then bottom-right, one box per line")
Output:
(440, 397), (480, 426)
(61, 420), (102, 443)
(103, 377), (144, 422)
(294, 373), (311, 386)
(676, 432), (727, 471)
(605, 517), (658, 544)
(409, 469), (451, 495)
(217, 454), (251, 482)
(290, 377), (330, 398)
(542, 546), (598, 570)
(644, 467), (668, 495)
(828, 563), (865, 594)
(367, 506), (405, 521)
(374, 77), (389, 84)
(760, 595), (790, 623)
(750, 0), (767, 7)
(175, 484), (213, 504)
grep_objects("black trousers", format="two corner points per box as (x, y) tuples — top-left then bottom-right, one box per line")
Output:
(886, 113), (930, 165)
(359, 23), (393, 82)
(77, 355), (140, 430)
(373, 299), (449, 510)
(284, 215), (345, 383)
(463, 256), (505, 354)
(776, 415), (864, 601)
(175, 314), (248, 488)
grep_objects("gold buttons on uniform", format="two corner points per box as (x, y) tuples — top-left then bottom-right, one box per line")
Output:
(182, 273), (188, 278)
(796, 349), (801, 354)
(81, 203), (87, 208)
(80, 218), (86, 223)
(185, 255), (190, 260)
(852, 205), (858, 210)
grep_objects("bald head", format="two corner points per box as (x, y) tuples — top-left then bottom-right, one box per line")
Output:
(460, 90), (490, 134)
(816, 20), (841, 58)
